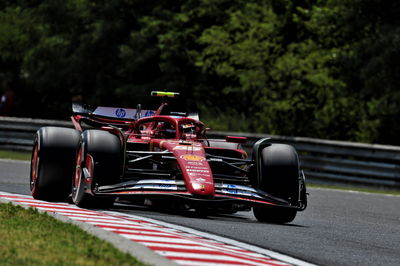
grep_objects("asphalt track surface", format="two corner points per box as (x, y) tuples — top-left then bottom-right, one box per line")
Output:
(1, 159), (399, 266)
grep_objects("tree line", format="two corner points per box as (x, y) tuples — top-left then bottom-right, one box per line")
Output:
(1, 0), (399, 144)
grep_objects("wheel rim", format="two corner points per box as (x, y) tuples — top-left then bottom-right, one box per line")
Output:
(72, 146), (84, 203)
(30, 141), (40, 195)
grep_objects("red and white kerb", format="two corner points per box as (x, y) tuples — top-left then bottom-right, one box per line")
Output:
(0, 192), (293, 266)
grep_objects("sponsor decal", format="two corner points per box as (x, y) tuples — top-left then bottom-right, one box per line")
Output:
(188, 172), (210, 177)
(222, 188), (239, 194)
(180, 154), (205, 161)
(144, 110), (155, 117)
(93, 107), (156, 119)
(187, 169), (210, 173)
(158, 184), (173, 188)
(192, 183), (205, 190)
(173, 146), (202, 151)
(135, 184), (177, 190)
(220, 189), (262, 198)
(187, 161), (204, 166)
(186, 165), (209, 169)
(115, 108), (126, 118)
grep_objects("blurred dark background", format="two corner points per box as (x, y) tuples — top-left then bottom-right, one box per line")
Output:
(1, 0), (400, 144)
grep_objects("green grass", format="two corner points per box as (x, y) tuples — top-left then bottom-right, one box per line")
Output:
(0, 203), (146, 266)
(0, 150), (31, 161)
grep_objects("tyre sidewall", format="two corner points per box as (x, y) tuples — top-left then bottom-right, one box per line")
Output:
(82, 129), (121, 186)
(71, 129), (121, 207)
(31, 127), (80, 200)
(253, 144), (300, 223)
(259, 144), (299, 204)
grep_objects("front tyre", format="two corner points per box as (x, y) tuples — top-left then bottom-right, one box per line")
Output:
(253, 144), (300, 224)
(30, 127), (80, 201)
(72, 130), (120, 208)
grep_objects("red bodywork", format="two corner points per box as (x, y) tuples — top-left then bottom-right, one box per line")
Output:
(70, 102), (294, 209)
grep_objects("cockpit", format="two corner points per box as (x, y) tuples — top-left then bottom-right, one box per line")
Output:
(135, 117), (205, 140)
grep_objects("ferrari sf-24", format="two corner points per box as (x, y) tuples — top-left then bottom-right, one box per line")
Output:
(30, 91), (307, 223)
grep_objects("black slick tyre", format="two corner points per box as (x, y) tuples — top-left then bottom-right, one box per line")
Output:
(71, 130), (121, 208)
(253, 144), (299, 224)
(30, 127), (80, 201)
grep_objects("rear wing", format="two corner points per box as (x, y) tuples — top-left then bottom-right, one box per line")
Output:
(72, 103), (155, 121)
(73, 102), (199, 120)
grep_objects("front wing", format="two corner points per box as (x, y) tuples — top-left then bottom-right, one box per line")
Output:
(95, 179), (306, 210)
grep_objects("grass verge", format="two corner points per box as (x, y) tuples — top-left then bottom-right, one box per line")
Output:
(0, 150), (31, 161)
(0, 203), (146, 266)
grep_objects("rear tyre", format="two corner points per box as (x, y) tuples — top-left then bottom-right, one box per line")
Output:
(72, 130), (121, 208)
(30, 127), (80, 201)
(253, 144), (299, 224)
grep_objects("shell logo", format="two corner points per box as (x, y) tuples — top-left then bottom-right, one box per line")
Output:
(180, 154), (205, 161)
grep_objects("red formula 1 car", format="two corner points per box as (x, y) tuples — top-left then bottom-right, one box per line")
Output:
(30, 91), (307, 223)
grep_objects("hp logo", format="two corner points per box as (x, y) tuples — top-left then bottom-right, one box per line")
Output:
(115, 108), (126, 118)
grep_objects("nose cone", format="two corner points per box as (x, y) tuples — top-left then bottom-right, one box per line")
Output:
(178, 153), (215, 196)
(167, 142), (215, 196)
(152, 140), (215, 196)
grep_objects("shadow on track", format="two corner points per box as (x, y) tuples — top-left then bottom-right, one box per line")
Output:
(111, 200), (307, 227)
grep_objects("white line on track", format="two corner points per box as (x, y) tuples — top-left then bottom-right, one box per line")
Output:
(0, 158), (30, 164)
(309, 187), (400, 197)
